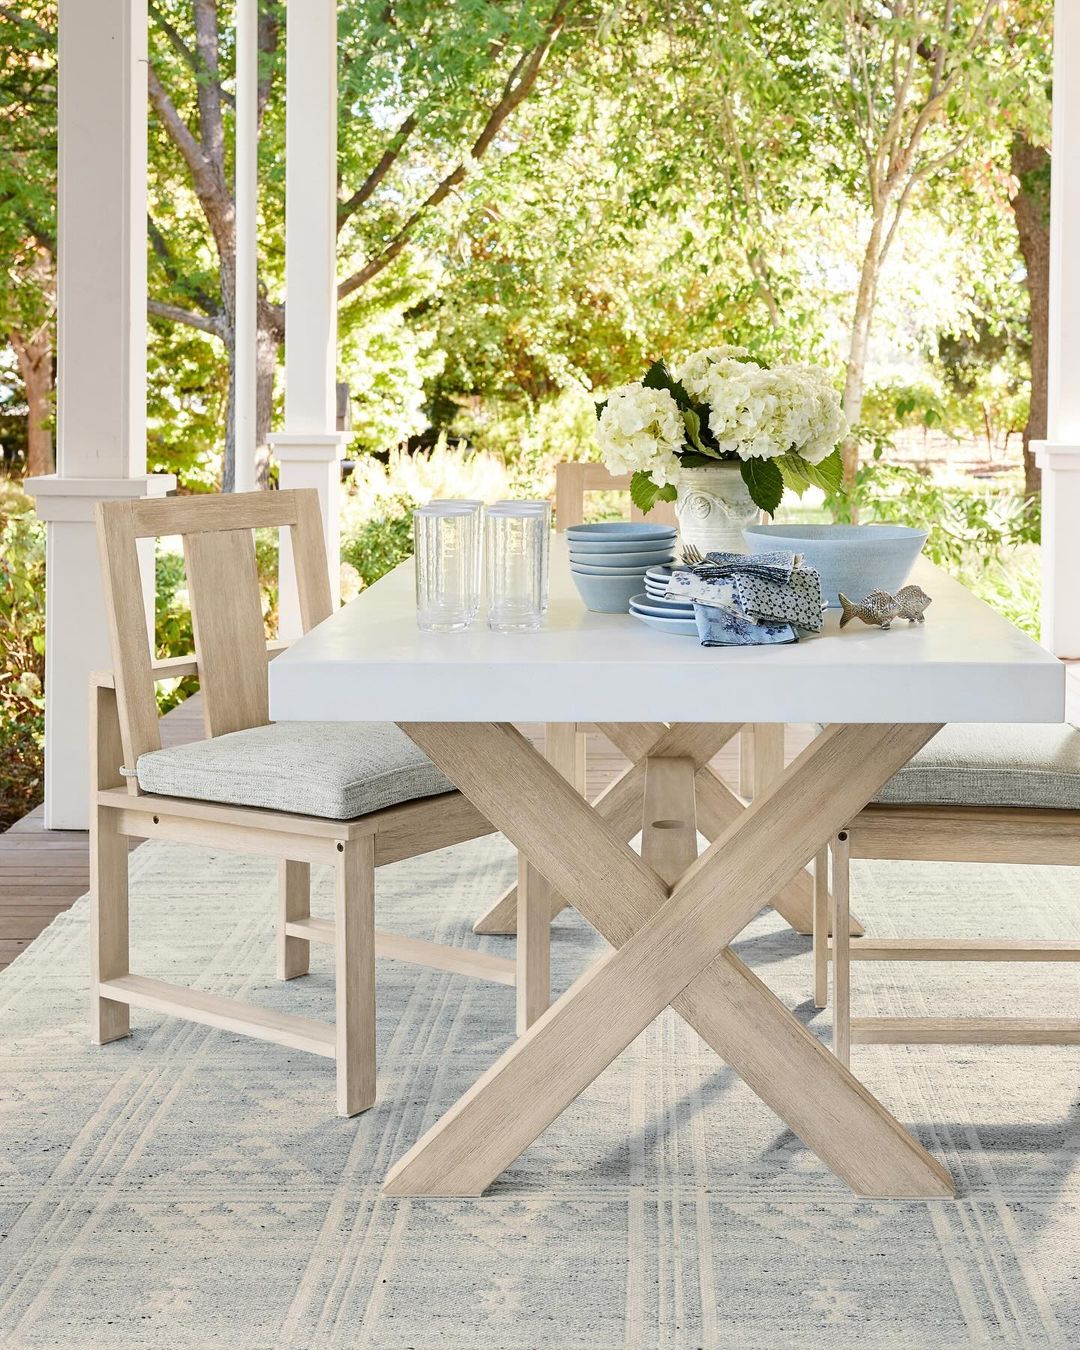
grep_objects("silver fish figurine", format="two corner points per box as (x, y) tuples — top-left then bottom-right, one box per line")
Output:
(894, 584), (932, 623)
(838, 589), (901, 629)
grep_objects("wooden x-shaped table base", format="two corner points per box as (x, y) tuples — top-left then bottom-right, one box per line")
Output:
(385, 720), (954, 1200)
(472, 722), (867, 942)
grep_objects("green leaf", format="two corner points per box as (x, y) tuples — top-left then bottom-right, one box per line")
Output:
(642, 360), (695, 413)
(777, 448), (844, 497)
(629, 471), (675, 514)
(775, 455), (812, 497)
(681, 407), (719, 456)
(680, 450), (733, 469)
(739, 457), (784, 515)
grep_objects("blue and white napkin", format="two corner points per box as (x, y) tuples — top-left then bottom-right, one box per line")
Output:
(664, 550), (824, 647)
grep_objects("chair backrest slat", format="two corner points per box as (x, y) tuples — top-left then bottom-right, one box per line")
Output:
(96, 489), (333, 784)
(129, 491), (300, 538)
(291, 489), (334, 631)
(553, 462), (678, 531)
(96, 500), (163, 769)
(183, 528), (270, 738)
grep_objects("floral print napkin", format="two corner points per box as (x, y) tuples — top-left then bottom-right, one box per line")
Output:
(663, 550), (824, 646)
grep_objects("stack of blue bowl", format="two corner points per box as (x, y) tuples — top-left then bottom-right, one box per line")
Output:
(567, 522), (677, 613)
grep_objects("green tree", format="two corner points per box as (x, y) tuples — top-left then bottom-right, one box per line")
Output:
(0, 2), (57, 476)
(145, 0), (584, 487)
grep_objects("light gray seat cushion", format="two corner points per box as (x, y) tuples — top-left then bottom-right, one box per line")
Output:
(136, 722), (455, 820)
(875, 723), (1080, 810)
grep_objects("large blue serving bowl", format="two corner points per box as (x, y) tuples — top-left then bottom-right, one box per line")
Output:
(742, 522), (927, 608)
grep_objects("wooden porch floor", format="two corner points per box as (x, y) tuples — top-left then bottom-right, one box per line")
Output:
(0, 709), (777, 973)
(0, 696), (206, 971)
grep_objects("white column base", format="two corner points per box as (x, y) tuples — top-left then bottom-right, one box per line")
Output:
(1034, 441), (1080, 659)
(26, 474), (175, 830)
(269, 433), (346, 639)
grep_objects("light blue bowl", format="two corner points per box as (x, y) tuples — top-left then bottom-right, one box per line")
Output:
(630, 611), (699, 637)
(571, 560), (654, 577)
(570, 569), (650, 613)
(742, 523), (927, 608)
(565, 522), (677, 544)
(568, 544), (675, 565)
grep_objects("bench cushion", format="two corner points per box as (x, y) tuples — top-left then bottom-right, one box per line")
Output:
(875, 723), (1080, 810)
(136, 722), (455, 820)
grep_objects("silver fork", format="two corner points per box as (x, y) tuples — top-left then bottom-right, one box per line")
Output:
(681, 542), (704, 566)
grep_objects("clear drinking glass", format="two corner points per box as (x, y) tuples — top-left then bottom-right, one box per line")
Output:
(426, 499), (483, 596)
(414, 503), (480, 632)
(485, 505), (546, 632)
(492, 500), (552, 610)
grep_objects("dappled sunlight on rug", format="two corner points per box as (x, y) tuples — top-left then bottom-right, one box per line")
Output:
(1, 838), (1079, 1348)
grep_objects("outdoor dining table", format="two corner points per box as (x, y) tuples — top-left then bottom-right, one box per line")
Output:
(269, 545), (1065, 1200)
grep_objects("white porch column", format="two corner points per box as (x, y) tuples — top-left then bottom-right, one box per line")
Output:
(269, 0), (346, 638)
(233, 0), (258, 492)
(1035, 0), (1080, 658)
(27, 0), (174, 830)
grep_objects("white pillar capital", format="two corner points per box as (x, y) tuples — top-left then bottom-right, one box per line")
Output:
(26, 473), (175, 523)
(1033, 441), (1080, 472)
(268, 433), (350, 463)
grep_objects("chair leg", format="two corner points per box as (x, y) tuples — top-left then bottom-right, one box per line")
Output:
(90, 806), (130, 1044)
(813, 847), (829, 1009)
(277, 859), (311, 980)
(830, 829), (851, 1067)
(335, 837), (376, 1117)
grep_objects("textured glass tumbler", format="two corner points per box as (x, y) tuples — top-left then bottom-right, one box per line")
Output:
(414, 504), (479, 632)
(493, 501), (551, 610)
(426, 499), (483, 595)
(486, 506), (546, 632)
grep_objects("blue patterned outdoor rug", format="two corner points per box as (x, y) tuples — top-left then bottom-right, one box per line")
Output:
(1, 836), (1078, 1348)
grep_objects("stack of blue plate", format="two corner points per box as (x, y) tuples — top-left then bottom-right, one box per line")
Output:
(628, 590), (698, 637)
(643, 564), (682, 600)
(567, 523), (677, 613)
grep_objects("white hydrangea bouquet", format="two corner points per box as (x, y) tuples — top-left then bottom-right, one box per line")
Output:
(594, 346), (848, 515)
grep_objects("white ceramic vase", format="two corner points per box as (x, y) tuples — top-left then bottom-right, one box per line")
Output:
(674, 463), (763, 556)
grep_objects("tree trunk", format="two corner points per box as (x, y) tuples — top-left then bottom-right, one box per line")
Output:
(1010, 134), (1050, 500)
(221, 300), (282, 492)
(840, 213), (886, 501)
(10, 325), (54, 477)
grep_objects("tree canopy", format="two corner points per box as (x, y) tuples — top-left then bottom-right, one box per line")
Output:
(0, 0), (1054, 492)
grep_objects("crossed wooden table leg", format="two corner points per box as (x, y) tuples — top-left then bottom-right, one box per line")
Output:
(385, 720), (953, 1199)
(473, 722), (865, 940)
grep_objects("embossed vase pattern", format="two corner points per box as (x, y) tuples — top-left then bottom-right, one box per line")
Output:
(674, 464), (763, 555)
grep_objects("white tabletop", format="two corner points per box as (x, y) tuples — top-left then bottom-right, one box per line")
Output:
(269, 545), (1064, 725)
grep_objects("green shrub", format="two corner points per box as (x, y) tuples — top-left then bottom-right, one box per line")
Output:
(826, 460), (1041, 636)
(341, 502), (414, 589)
(0, 486), (45, 828)
(341, 440), (513, 591)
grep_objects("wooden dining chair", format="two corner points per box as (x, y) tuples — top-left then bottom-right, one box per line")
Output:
(553, 461), (679, 533)
(553, 461), (773, 797)
(813, 722), (1080, 1063)
(91, 488), (518, 1117)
